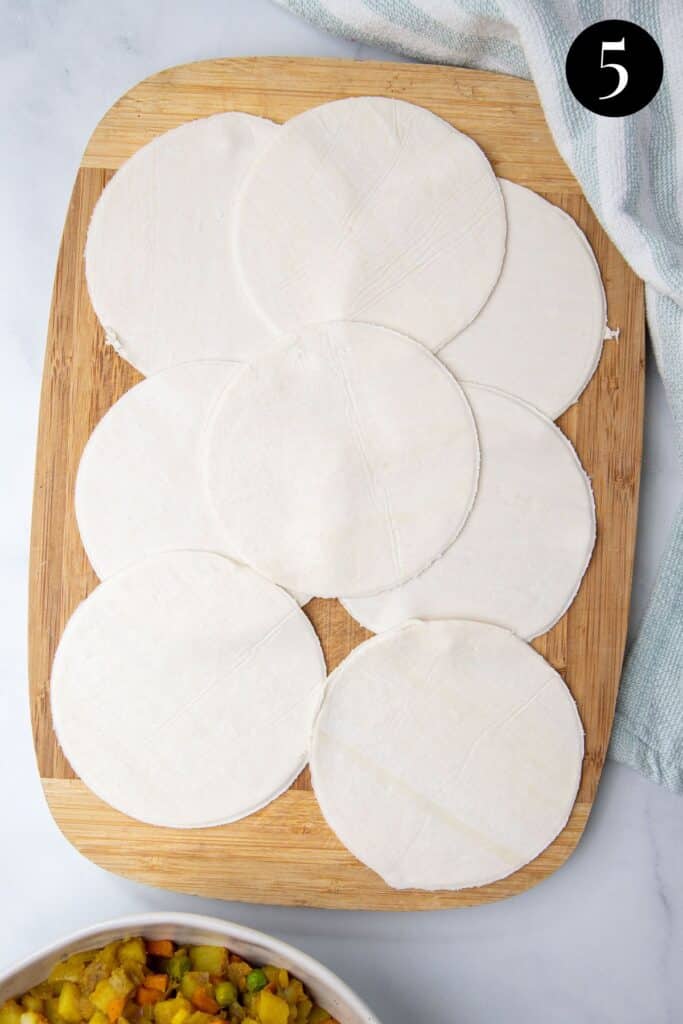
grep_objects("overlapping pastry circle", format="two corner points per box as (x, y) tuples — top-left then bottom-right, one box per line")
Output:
(85, 112), (279, 373)
(203, 321), (480, 598)
(343, 384), (596, 639)
(235, 96), (507, 351)
(440, 179), (608, 418)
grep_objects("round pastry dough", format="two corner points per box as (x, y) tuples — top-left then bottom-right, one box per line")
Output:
(311, 620), (584, 890)
(85, 113), (279, 374)
(236, 96), (506, 351)
(51, 552), (326, 828)
(343, 384), (595, 639)
(76, 361), (241, 579)
(440, 180), (607, 418)
(203, 322), (480, 598)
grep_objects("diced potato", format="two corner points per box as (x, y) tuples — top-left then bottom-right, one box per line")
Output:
(91, 970), (135, 1019)
(122, 967), (145, 993)
(110, 973), (137, 1001)
(226, 963), (250, 993)
(41, 998), (61, 1024)
(80, 962), (110, 997)
(153, 997), (191, 1024)
(0, 1001), (24, 1024)
(281, 983), (303, 1008)
(80, 999), (94, 1021)
(20, 1013), (48, 1024)
(119, 942), (146, 967)
(185, 1014), (217, 1024)
(29, 990), (51, 1004)
(257, 991), (289, 1024)
(90, 1012), (109, 1024)
(100, 947), (122, 974)
(177, 978), (216, 1016)
(90, 994), (122, 1024)
(92, 981), (118, 1013)
(178, 979), (199, 1004)
(57, 983), (82, 1024)
(187, 950), (227, 978)
(48, 954), (92, 985)
(21, 1000), (43, 1017)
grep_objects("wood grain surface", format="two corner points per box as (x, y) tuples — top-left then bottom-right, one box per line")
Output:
(29, 57), (645, 910)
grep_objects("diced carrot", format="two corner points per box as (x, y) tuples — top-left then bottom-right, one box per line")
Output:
(107, 998), (126, 1023)
(136, 990), (164, 1008)
(190, 991), (219, 1015)
(143, 978), (168, 994)
(146, 941), (175, 959)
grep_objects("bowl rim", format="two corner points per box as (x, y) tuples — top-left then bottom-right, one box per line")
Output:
(0, 912), (381, 1024)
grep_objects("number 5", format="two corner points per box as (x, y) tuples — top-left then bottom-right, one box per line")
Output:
(600, 38), (628, 99)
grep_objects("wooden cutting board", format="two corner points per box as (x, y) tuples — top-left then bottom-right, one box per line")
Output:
(29, 57), (645, 910)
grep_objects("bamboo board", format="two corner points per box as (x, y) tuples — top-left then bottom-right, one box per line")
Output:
(29, 57), (645, 910)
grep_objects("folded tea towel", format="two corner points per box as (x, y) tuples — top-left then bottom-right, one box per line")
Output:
(277, 0), (683, 793)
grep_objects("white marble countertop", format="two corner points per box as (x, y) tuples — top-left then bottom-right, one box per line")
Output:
(1, 2), (681, 1021)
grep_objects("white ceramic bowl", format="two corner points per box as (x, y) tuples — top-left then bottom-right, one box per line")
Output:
(0, 913), (380, 1024)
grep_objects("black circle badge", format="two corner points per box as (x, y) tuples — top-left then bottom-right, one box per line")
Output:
(566, 19), (663, 117)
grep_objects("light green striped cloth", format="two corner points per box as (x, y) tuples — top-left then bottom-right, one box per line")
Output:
(277, 0), (683, 792)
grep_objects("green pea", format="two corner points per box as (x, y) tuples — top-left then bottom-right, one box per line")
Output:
(214, 982), (237, 1007)
(166, 954), (191, 983)
(246, 969), (267, 993)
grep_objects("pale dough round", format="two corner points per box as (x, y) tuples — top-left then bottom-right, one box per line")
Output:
(75, 361), (311, 604)
(203, 322), (480, 598)
(51, 552), (326, 828)
(76, 361), (241, 578)
(311, 620), (584, 890)
(343, 384), (595, 639)
(236, 96), (506, 351)
(85, 113), (279, 375)
(440, 180), (607, 418)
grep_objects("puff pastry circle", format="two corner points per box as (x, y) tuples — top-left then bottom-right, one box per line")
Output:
(51, 552), (326, 828)
(311, 620), (584, 890)
(203, 322), (480, 598)
(236, 96), (506, 351)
